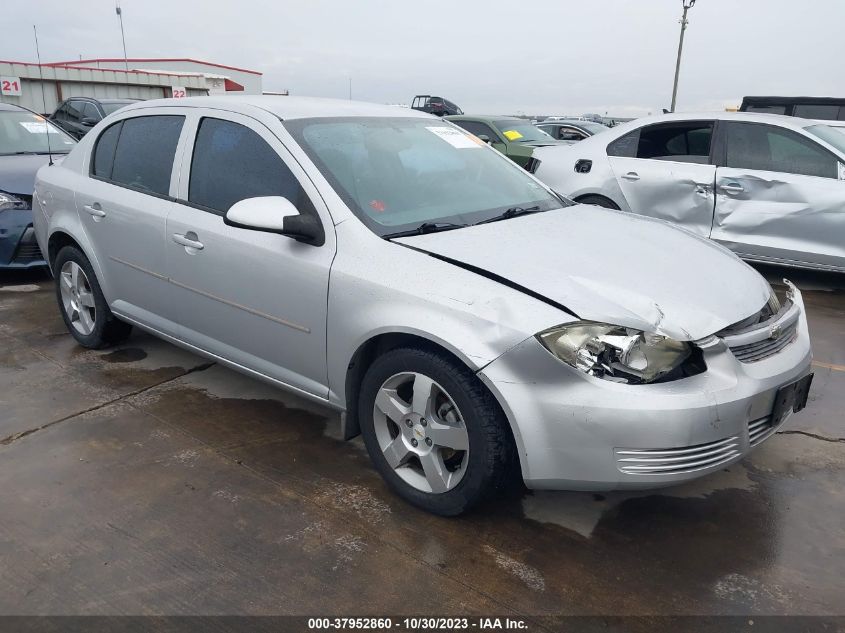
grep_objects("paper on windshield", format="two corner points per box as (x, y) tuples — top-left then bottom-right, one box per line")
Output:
(427, 126), (482, 149)
(19, 121), (53, 134)
(503, 130), (523, 141)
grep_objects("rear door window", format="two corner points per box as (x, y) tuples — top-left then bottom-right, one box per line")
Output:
(724, 122), (838, 179)
(99, 115), (184, 196)
(608, 121), (714, 164)
(64, 101), (83, 123)
(81, 102), (100, 121)
(188, 117), (313, 215)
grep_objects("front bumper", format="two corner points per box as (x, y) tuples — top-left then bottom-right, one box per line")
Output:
(0, 209), (47, 269)
(478, 286), (813, 490)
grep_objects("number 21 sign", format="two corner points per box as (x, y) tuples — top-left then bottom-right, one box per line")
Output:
(1, 77), (22, 96)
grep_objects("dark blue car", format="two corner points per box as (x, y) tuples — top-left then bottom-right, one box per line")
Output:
(1, 103), (76, 268)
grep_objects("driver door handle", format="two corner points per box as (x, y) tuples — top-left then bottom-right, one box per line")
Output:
(622, 172), (640, 181)
(722, 182), (745, 195)
(172, 232), (204, 251)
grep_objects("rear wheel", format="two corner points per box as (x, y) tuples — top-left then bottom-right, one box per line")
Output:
(54, 245), (132, 349)
(359, 347), (515, 516)
(575, 194), (620, 210)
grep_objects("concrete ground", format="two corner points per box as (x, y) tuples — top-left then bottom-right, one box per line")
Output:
(0, 264), (842, 619)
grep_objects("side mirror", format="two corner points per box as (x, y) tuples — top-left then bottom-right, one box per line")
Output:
(224, 196), (324, 246)
(477, 134), (491, 144)
(81, 117), (99, 127)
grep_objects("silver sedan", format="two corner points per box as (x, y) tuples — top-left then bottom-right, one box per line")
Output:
(33, 97), (813, 515)
(532, 111), (845, 273)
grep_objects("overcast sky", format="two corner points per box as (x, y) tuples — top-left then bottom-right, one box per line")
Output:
(3, 0), (844, 116)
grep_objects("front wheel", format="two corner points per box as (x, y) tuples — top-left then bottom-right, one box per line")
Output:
(359, 347), (515, 516)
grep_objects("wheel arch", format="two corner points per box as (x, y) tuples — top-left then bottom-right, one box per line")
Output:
(47, 230), (82, 271)
(341, 331), (524, 480)
(573, 193), (621, 209)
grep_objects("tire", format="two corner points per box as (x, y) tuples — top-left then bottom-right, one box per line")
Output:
(359, 347), (515, 516)
(54, 245), (132, 349)
(576, 194), (620, 210)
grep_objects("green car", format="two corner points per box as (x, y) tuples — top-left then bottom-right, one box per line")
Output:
(444, 115), (570, 169)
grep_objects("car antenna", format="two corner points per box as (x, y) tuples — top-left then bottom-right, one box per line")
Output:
(33, 25), (53, 166)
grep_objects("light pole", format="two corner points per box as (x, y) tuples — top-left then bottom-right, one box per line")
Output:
(116, 1), (129, 72)
(670, 0), (696, 113)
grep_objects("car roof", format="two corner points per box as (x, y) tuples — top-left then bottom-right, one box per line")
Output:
(537, 119), (596, 126)
(445, 115), (522, 122)
(119, 95), (435, 121)
(0, 102), (28, 113)
(607, 111), (819, 136)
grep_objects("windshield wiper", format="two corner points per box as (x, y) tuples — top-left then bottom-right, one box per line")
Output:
(383, 221), (468, 239)
(475, 205), (542, 225)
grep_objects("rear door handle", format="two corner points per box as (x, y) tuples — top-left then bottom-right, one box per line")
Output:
(172, 232), (204, 251)
(622, 172), (640, 181)
(83, 203), (106, 219)
(722, 182), (745, 195)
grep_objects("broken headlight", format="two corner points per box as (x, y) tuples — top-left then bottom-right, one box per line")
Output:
(537, 322), (692, 384)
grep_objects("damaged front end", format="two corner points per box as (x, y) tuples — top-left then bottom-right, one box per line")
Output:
(536, 322), (705, 384)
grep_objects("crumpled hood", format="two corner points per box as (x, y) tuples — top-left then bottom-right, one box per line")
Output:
(396, 206), (772, 341)
(0, 154), (57, 196)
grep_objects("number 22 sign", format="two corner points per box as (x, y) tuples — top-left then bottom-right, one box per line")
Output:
(1, 77), (22, 96)
(171, 86), (187, 99)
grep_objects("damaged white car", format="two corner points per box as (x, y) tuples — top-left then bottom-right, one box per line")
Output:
(532, 112), (845, 273)
(33, 97), (813, 516)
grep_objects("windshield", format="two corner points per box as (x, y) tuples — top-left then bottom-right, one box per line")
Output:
(0, 110), (76, 155)
(492, 120), (554, 143)
(805, 124), (845, 156)
(284, 117), (562, 236)
(101, 102), (133, 115)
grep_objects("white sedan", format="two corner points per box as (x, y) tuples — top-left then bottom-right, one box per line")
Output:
(533, 111), (845, 273)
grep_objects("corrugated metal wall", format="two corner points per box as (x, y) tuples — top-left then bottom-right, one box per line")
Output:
(0, 62), (207, 114)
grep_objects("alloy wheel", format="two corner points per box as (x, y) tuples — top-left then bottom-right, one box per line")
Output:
(372, 372), (469, 494)
(59, 261), (96, 336)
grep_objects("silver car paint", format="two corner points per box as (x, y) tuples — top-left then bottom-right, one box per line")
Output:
(479, 282), (812, 488)
(534, 111), (845, 272)
(33, 97), (812, 490)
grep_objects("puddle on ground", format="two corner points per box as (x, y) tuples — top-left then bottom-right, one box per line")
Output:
(101, 348), (148, 363)
(521, 463), (756, 537)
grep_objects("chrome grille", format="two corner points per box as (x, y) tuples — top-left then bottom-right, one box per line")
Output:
(615, 436), (741, 475)
(748, 415), (775, 447)
(729, 321), (798, 363)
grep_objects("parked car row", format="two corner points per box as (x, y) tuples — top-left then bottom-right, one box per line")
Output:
(445, 115), (568, 169)
(32, 96), (814, 515)
(49, 97), (140, 139)
(0, 103), (76, 269)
